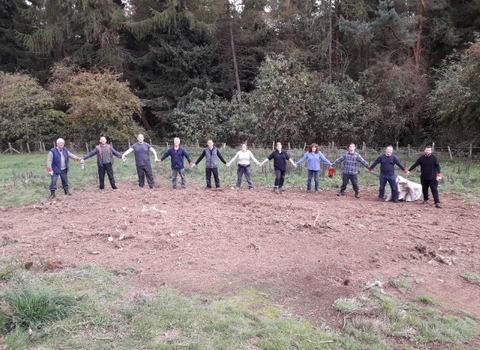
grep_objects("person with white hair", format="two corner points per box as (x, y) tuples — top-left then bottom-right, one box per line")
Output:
(160, 137), (193, 189)
(82, 136), (122, 190)
(122, 134), (159, 188)
(46, 138), (84, 199)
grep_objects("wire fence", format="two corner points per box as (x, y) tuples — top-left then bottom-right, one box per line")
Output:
(1, 139), (480, 163)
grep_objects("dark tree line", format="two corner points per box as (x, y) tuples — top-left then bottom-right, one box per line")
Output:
(0, 0), (479, 147)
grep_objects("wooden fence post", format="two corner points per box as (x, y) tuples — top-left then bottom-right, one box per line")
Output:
(469, 143), (473, 159)
(448, 146), (453, 160)
(432, 142), (435, 152)
(396, 141), (399, 151)
(407, 144), (410, 157)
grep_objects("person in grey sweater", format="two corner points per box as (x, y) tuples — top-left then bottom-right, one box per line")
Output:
(192, 140), (227, 189)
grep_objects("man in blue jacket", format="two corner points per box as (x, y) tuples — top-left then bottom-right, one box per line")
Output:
(46, 138), (83, 199)
(82, 136), (122, 190)
(160, 137), (193, 189)
(369, 145), (409, 202)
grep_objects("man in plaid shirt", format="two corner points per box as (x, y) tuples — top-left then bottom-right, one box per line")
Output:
(331, 143), (370, 198)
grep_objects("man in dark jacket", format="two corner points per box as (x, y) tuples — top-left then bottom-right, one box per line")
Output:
(369, 145), (409, 202)
(46, 138), (83, 199)
(408, 145), (442, 208)
(193, 140), (227, 189)
(82, 136), (122, 190)
(160, 137), (193, 189)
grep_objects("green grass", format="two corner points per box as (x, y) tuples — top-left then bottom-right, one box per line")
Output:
(1, 147), (480, 208)
(0, 262), (478, 349)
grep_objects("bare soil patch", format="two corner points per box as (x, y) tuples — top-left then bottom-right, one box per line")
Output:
(1, 183), (479, 331)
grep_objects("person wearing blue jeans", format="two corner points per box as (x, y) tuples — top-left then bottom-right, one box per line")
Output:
(369, 145), (409, 202)
(261, 142), (297, 193)
(46, 138), (84, 199)
(296, 143), (331, 193)
(227, 144), (261, 189)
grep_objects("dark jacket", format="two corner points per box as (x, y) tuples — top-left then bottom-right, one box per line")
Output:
(370, 154), (406, 175)
(267, 150), (291, 171)
(161, 147), (192, 169)
(195, 147), (226, 168)
(50, 147), (70, 174)
(408, 154), (441, 180)
(83, 144), (122, 167)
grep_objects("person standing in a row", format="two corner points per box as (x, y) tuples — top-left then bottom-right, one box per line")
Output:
(330, 143), (370, 198)
(47, 138), (84, 199)
(160, 137), (193, 189)
(408, 145), (442, 208)
(369, 145), (408, 202)
(296, 143), (331, 193)
(193, 140), (227, 189)
(82, 136), (122, 190)
(227, 144), (261, 190)
(122, 134), (159, 189)
(261, 142), (297, 193)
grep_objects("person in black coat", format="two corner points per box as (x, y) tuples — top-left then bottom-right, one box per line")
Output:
(408, 145), (442, 208)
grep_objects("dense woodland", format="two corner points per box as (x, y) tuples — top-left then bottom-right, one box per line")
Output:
(0, 0), (479, 148)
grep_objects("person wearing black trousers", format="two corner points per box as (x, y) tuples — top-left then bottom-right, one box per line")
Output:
(408, 145), (442, 208)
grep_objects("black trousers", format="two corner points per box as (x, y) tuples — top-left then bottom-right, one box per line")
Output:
(340, 173), (359, 193)
(98, 163), (116, 189)
(205, 167), (220, 188)
(274, 169), (286, 188)
(421, 178), (440, 203)
(136, 165), (155, 188)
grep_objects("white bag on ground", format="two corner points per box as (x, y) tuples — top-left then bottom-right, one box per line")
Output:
(385, 176), (422, 202)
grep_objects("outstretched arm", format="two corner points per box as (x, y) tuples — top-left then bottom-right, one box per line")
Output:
(149, 147), (159, 162)
(122, 148), (134, 161)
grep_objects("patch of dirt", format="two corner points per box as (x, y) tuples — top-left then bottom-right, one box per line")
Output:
(1, 183), (480, 329)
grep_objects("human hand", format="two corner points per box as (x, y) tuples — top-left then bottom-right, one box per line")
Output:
(47, 168), (53, 176)
(80, 159), (84, 164)
(368, 168), (372, 172)
(226, 163), (230, 167)
(436, 173), (442, 181)
(403, 169), (409, 175)
(155, 158), (160, 162)
(189, 162), (194, 167)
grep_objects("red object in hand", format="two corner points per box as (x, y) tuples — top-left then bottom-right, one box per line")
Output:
(328, 167), (335, 178)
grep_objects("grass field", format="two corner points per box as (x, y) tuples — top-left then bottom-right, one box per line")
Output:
(1, 147), (479, 208)
(1, 149), (480, 349)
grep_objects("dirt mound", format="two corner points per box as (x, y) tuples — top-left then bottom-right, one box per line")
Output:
(1, 183), (479, 326)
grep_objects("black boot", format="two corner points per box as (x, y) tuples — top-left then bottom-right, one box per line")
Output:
(49, 190), (55, 199)
(64, 188), (71, 196)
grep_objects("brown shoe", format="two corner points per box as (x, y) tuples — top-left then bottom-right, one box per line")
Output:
(435, 203), (442, 209)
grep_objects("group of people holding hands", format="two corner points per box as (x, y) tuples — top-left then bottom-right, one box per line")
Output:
(46, 135), (442, 208)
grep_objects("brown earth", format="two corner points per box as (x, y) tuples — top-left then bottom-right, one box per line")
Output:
(1, 182), (479, 336)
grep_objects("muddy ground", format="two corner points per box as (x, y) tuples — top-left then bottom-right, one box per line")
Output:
(1, 182), (479, 334)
